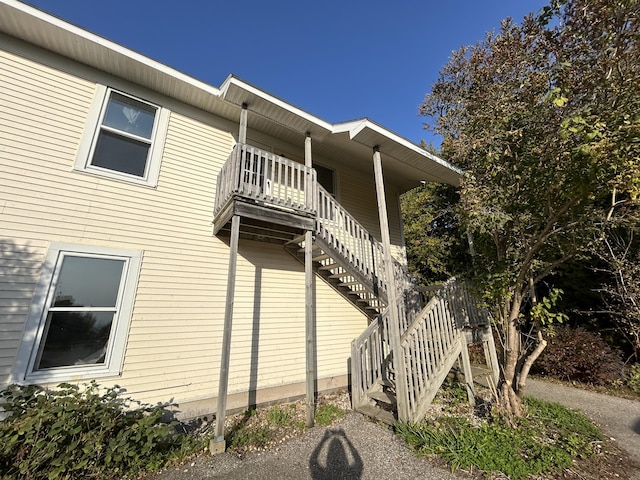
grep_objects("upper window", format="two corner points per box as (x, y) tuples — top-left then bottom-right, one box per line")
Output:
(12, 244), (141, 383)
(75, 86), (169, 186)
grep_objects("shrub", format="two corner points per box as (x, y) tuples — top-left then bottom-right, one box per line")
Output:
(533, 326), (625, 385)
(0, 382), (188, 479)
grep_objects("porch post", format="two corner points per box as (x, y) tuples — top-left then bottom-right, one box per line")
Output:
(211, 214), (240, 453)
(304, 132), (316, 427)
(372, 146), (410, 421)
(239, 103), (248, 144)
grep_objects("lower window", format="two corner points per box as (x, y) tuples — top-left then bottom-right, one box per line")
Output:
(13, 244), (141, 383)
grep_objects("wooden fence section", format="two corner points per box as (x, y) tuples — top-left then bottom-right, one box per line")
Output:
(213, 143), (317, 218)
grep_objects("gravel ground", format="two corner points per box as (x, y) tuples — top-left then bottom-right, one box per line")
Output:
(151, 412), (465, 480)
(150, 379), (640, 480)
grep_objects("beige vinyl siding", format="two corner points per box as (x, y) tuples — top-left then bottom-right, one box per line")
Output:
(338, 171), (406, 263)
(0, 46), (95, 385)
(0, 47), (370, 409)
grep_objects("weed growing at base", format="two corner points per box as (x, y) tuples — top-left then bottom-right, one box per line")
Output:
(225, 400), (346, 454)
(395, 397), (603, 480)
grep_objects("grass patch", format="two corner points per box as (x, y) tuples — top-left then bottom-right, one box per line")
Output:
(266, 404), (297, 426)
(315, 404), (345, 425)
(225, 397), (347, 454)
(395, 397), (603, 479)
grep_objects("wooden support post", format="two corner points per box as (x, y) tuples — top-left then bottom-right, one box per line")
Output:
(304, 133), (316, 427)
(372, 146), (410, 422)
(211, 214), (240, 453)
(459, 334), (476, 407)
(239, 103), (248, 144)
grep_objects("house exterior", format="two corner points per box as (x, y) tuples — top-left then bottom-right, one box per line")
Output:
(0, 0), (471, 425)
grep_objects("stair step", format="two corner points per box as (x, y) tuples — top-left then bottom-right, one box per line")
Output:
(367, 390), (397, 405)
(313, 253), (330, 261)
(318, 263), (338, 270)
(285, 234), (306, 245)
(329, 272), (352, 279)
(356, 404), (397, 425)
(297, 245), (320, 254)
(348, 289), (368, 295)
(338, 280), (361, 287)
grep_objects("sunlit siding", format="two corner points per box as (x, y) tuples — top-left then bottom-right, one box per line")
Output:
(338, 171), (406, 263)
(0, 47), (95, 385)
(0, 46), (369, 408)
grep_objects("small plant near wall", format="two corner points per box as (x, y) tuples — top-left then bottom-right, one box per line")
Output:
(0, 382), (200, 479)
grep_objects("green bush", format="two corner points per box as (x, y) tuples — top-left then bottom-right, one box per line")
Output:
(533, 326), (625, 385)
(0, 382), (190, 479)
(395, 397), (602, 479)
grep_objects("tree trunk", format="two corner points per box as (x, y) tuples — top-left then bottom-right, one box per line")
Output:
(516, 331), (547, 398)
(500, 291), (524, 416)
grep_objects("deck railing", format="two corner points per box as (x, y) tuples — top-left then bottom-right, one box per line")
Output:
(214, 143), (317, 218)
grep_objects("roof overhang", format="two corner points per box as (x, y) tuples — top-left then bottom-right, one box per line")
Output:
(0, 0), (462, 190)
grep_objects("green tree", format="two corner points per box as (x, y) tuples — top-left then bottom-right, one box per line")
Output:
(420, 0), (639, 414)
(401, 182), (470, 284)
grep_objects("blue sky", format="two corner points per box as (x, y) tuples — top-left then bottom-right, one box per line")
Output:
(25, 0), (548, 147)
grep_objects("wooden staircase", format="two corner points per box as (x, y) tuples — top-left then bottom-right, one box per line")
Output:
(284, 185), (498, 424)
(213, 144), (497, 424)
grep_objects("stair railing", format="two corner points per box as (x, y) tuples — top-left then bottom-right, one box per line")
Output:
(316, 185), (388, 298)
(351, 278), (485, 423)
(351, 304), (392, 412)
(399, 279), (467, 421)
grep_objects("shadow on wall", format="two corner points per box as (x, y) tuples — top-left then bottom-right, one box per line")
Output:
(0, 239), (49, 386)
(309, 428), (363, 479)
(239, 241), (318, 411)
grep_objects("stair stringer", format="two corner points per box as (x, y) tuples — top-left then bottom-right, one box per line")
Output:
(284, 234), (387, 319)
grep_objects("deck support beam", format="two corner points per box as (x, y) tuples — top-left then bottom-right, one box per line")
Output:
(372, 146), (410, 422)
(304, 132), (316, 427)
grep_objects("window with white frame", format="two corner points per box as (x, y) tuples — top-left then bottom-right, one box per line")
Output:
(75, 86), (169, 186)
(13, 244), (141, 383)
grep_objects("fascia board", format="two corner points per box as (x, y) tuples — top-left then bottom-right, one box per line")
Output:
(220, 75), (334, 133)
(333, 118), (464, 177)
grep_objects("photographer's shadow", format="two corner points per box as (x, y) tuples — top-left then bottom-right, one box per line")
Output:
(309, 428), (363, 479)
